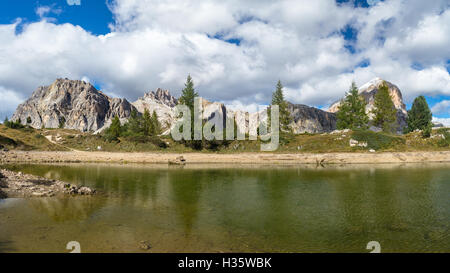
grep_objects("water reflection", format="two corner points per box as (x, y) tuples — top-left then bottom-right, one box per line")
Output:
(1, 163), (449, 252)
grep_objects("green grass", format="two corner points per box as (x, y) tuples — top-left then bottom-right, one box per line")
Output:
(1, 124), (449, 153)
(352, 130), (405, 150)
(0, 124), (65, 151)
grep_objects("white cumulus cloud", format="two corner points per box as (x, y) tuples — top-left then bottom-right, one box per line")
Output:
(0, 0), (449, 119)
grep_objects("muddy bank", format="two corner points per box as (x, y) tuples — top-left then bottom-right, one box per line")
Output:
(0, 150), (450, 165)
(0, 169), (95, 199)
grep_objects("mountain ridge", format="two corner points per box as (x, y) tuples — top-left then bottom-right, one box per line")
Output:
(14, 78), (417, 135)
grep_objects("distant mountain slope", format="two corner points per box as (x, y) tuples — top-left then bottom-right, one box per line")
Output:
(288, 103), (336, 134)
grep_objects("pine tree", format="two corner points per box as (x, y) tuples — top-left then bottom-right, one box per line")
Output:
(269, 80), (292, 132)
(105, 116), (122, 142)
(336, 82), (369, 130)
(151, 111), (161, 135)
(179, 74), (198, 110)
(143, 108), (152, 136)
(128, 109), (142, 136)
(178, 74), (199, 143)
(406, 95), (432, 137)
(372, 82), (397, 133)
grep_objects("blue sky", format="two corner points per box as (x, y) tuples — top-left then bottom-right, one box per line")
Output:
(0, 0), (449, 123)
(0, 0), (113, 35)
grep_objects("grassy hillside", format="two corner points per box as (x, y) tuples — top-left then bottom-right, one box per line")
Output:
(0, 124), (67, 151)
(1, 124), (449, 153)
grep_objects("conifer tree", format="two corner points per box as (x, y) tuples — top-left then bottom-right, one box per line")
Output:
(105, 116), (121, 142)
(372, 82), (397, 133)
(336, 82), (369, 130)
(151, 111), (161, 135)
(178, 74), (199, 144)
(406, 95), (432, 137)
(128, 109), (142, 136)
(269, 80), (292, 132)
(143, 108), (152, 136)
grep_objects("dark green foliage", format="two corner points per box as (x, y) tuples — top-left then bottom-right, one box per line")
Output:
(336, 82), (369, 130)
(352, 130), (405, 150)
(58, 117), (66, 129)
(104, 116), (122, 142)
(178, 74), (198, 110)
(372, 82), (397, 133)
(269, 80), (292, 132)
(178, 74), (198, 140)
(103, 108), (164, 145)
(4, 117), (25, 129)
(143, 108), (152, 136)
(27, 117), (32, 124)
(151, 111), (161, 135)
(436, 128), (450, 147)
(0, 134), (18, 147)
(406, 95), (432, 138)
(177, 75), (204, 150)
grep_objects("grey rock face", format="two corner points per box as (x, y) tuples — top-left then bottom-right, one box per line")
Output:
(132, 89), (179, 132)
(12, 79), (135, 132)
(287, 103), (337, 134)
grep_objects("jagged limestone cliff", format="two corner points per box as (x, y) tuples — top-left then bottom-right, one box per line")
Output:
(12, 79), (135, 132)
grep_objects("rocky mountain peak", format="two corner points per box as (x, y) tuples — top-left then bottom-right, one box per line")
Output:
(142, 88), (178, 107)
(12, 79), (134, 132)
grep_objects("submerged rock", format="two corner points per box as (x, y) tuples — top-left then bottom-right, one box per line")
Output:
(0, 169), (96, 198)
(139, 241), (152, 250)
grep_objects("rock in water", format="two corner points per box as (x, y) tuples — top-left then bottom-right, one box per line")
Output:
(288, 103), (337, 134)
(328, 78), (408, 133)
(139, 241), (152, 250)
(12, 79), (135, 132)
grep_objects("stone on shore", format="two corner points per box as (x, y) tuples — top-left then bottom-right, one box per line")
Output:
(0, 169), (96, 198)
(168, 156), (186, 165)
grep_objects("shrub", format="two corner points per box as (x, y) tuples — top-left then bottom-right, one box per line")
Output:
(352, 130), (405, 150)
(437, 128), (449, 147)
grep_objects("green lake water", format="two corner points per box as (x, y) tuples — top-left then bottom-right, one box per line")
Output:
(0, 163), (449, 253)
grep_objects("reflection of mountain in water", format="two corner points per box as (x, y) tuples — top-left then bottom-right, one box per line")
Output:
(3, 163), (449, 252)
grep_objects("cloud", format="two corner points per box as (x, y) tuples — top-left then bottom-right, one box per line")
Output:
(432, 100), (450, 116)
(432, 117), (450, 127)
(0, 86), (24, 118)
(35, 5), (62, 22)
(0, 0), (449, 118)
(67, 0), (81, 6)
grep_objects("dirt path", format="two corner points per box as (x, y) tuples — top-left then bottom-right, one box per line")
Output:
(1, 150), (449, 165)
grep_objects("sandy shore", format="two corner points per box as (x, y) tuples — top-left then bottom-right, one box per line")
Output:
(1, 150), (450, 165)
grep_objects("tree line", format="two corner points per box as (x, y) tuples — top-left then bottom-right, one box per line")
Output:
(104, 108), (161, 142)
(336, 81), (433, 137)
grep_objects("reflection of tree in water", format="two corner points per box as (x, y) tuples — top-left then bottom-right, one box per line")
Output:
(27, 197), (107, 222)
(168, 169), (207, 236)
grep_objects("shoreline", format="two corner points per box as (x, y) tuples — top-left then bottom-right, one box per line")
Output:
(1, 150), (450, 165)
(0, 168), (95, 199)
